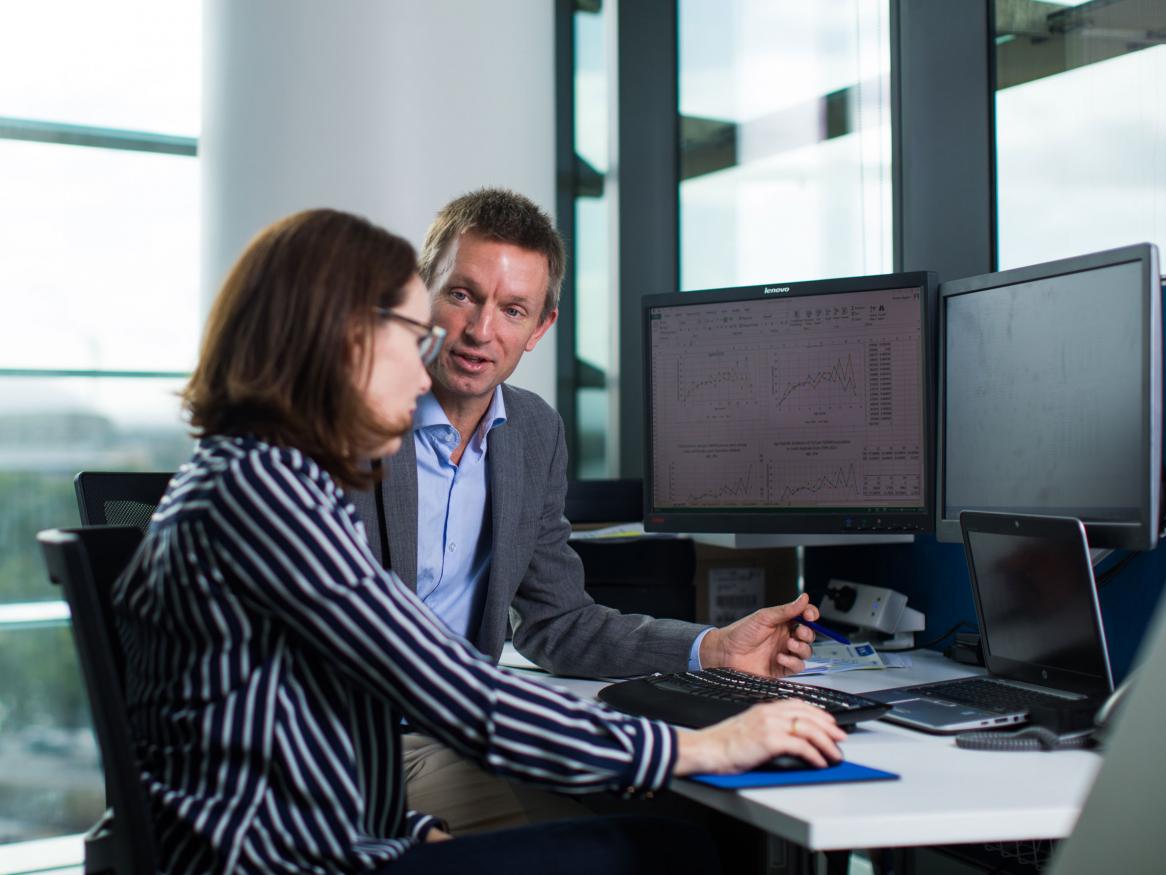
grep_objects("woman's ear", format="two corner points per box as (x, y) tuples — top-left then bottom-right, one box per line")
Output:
(348, 320), (373, 386)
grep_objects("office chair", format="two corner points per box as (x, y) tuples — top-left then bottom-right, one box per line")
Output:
(74, 471), (172, 529)
(38, 526), (156, 875)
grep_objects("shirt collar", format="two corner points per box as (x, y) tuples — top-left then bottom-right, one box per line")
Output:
(414, 387), (508, 443)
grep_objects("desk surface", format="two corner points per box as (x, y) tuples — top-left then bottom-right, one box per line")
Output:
(506, 645), (1102, 852)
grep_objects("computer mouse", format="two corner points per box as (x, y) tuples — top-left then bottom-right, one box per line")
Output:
(755, 754), (841, 771)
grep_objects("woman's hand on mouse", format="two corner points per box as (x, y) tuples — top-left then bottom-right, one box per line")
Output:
(672, 699), (846, 776)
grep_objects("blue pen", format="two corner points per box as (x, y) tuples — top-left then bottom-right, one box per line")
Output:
(799, 617), (851, 646)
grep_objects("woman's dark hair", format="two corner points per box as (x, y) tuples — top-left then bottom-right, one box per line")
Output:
(183, 208), (416, 489)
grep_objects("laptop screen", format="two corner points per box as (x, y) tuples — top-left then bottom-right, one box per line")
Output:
(964, 515), (1113, 696)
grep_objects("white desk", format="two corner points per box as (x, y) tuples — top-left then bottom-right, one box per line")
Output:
(507, 646), (1102, 852)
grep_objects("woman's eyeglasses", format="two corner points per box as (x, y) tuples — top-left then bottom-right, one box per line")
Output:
(375, 308), (447, 365)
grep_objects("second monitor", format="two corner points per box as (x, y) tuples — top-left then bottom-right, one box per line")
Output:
(936, 243), (1162, 550)
(643, 272), (938, 535)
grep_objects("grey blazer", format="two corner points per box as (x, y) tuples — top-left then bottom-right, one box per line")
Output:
(350, 384), (703, 678)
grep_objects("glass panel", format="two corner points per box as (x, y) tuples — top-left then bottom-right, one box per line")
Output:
(0, 374), (189, 840)
(0, 625), (102, 843)
(0, 375), (191, 604)
(575, 9), (609, 176)
(572, 5), (617, 476)
(0, 1), (201, 137)
(0, 140), (200, 372)
(0, 625), (102, 844)
(575, 388), (611, 480)
(678, 0), (892, 290)
(995, 0), (1166, 268)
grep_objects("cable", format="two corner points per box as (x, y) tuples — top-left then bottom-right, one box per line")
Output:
(371, 457), (392, 571)
(907, 619), (975, 652)
(955, 725), (1095, 752)
(1095, 550), (1137, 588)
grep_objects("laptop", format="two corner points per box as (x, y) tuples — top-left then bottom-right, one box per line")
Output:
(865, 512), (1114, 734)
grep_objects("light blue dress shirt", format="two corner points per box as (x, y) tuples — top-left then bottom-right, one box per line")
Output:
(414, 386), (709, 670)
(413, 388), (507, 641)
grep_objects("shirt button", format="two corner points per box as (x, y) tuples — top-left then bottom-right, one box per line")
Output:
(448, 543), (456, 553)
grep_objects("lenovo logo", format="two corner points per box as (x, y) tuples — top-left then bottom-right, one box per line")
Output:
(763, 286), (791, 295)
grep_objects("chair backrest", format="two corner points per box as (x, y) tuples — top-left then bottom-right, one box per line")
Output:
(38, 526), (156, 875)
(74, 471), (173, 530)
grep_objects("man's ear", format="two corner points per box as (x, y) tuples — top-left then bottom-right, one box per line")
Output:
(524, 308), (558, 352)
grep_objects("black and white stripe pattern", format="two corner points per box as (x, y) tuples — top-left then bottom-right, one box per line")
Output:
(114, 435), (676, 874)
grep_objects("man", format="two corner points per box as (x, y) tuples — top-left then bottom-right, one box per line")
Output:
(353, 187), (821, 833)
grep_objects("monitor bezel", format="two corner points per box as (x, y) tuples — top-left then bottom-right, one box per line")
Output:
(936, 243), (1162, 550)
(642, 271), (938, 535)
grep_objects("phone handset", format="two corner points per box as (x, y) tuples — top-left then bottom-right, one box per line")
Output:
(1094, 673), (1137, 738)
(954, 677), (1138, 752)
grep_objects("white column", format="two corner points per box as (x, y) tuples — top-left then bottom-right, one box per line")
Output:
(201, 0), (557, 401)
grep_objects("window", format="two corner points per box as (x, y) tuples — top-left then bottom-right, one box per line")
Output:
(561, 1), (893, 476)
(567, 2), (617, 478)
(0, 2), (200, 846)
(995, 0), (1166, 267)
(678, 0), (892, 290)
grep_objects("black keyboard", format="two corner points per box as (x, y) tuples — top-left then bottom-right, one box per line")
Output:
(597, 668), (890, 728)
(910, 677), (1080, 713)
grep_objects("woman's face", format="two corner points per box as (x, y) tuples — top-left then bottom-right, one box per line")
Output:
(358, 274), (433, 457)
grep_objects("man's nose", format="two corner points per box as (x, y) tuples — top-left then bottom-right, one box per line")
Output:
(465, 307), (495, 341)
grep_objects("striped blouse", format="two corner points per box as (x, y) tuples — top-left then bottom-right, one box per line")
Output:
(113, 435), (676, 875)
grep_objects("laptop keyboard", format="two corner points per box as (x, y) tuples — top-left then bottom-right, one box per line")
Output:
(924, 677), (1078, 712)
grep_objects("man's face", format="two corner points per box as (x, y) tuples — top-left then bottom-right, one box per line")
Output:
(427, 231), (557, 407)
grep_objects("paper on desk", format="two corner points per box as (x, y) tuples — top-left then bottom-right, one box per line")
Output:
(568, 522), (683, 540)
(569, 522), (646, 540)
(796, 642), (888, 675)
(498, 645), (547, 672)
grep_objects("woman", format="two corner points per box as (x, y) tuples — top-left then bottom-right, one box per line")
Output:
(114, 208), (845, 874)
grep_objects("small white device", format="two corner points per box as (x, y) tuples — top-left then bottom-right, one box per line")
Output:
(819, 579), (925, 649)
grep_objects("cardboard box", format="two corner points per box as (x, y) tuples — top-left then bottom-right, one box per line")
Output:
(693, 544), (799, 624)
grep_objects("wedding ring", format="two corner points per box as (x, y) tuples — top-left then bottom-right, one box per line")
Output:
(791, 716), (799, 737)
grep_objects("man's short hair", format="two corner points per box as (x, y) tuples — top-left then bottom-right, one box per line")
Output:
(418, 188), (565, 322)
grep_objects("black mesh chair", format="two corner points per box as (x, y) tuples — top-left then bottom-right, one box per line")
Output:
(38, 526), (155, 875)
(74, 471), (172, 529)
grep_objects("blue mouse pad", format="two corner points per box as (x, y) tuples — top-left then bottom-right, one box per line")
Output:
(690, 760), (898, 789)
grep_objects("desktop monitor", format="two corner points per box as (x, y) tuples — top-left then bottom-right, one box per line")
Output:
(642, 272), (938, 535)
(937, 243), (1162, 550)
